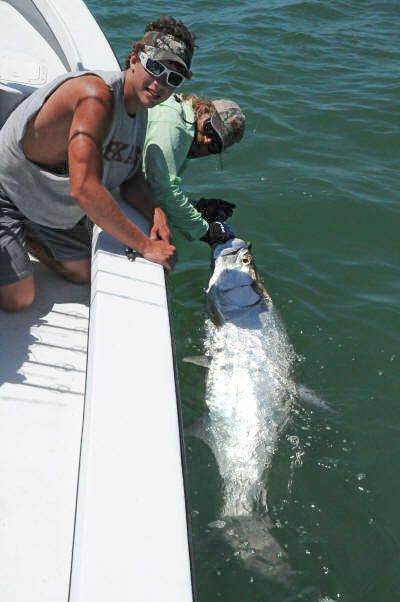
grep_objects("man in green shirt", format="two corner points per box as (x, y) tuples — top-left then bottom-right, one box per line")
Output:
(123, 92), (245, 247)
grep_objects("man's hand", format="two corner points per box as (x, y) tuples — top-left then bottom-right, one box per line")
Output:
(195, 197), (236, 223)
(200, 221), (235, 246)
(150, 207), (171, 242)
(142, 238), (176, 271)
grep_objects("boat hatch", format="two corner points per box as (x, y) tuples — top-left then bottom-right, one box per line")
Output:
(0, 57), (48, 85)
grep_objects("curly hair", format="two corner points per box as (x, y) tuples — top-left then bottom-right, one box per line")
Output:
(124, 16), (196, 70)
(179, 92), (213, 115)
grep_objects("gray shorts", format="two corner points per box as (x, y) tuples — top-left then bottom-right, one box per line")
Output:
(0, 191), (92, 286)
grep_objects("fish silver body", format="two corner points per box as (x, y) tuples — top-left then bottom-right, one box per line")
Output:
(188, 237), (331, 595)
(201, 238), (296, 583)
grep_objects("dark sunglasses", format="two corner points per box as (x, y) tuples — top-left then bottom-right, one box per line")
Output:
(203, 118), (223, 154)
(138, 51), (185, 88)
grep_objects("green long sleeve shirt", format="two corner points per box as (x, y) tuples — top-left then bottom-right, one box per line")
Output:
(142, 95), (209, 240)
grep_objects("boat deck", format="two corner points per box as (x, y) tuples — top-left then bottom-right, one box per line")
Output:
(0, 262), (89, 600)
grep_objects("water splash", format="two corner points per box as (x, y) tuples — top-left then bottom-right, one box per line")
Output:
(200, 306), (300, 585)
(204, 307), (296, 519)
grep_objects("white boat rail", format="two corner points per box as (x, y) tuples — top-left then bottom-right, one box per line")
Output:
(69, 207), (197, 601)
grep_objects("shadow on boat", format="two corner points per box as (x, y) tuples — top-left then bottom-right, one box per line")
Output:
(0, 260), (89, 387)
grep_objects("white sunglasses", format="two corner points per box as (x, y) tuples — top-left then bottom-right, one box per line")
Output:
(138, 51), (185, 88)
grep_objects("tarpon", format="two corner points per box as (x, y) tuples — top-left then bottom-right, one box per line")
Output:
(185, 237), (335, 599)
(186, 237), (297, 585)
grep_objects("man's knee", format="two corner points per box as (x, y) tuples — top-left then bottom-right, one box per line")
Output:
(66, 271), (91, 285)
(0, 280), (35, 312)
(62, 260), (91, 284)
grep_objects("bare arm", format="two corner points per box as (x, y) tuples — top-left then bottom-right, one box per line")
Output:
(67, 79), (175, 269)
(120, 171), (155, 221)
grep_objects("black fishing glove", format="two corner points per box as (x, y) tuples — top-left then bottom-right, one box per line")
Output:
(200, 221), (235, 246)
(195, 197), (236, 223)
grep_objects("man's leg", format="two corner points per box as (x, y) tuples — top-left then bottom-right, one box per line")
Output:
(0, 196), (90, 312)
(60, 259), (91, 284)
(26, 216), (92, 285)
(27, 239), (90, 284)
(0, 251), (90, 313)
(0, 277), (35, 312)
(0, 194), (34, 312)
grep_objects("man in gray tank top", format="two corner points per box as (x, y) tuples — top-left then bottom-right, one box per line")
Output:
(0, 16), (195, 312)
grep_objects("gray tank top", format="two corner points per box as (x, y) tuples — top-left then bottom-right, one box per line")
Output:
(0, 70), (147, 228)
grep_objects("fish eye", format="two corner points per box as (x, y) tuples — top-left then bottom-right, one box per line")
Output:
(242, 254), (251, 266)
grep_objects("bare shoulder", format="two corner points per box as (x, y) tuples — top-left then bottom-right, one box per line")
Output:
(60, 74), (113, 111)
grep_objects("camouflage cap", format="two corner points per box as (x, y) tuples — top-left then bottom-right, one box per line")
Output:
(210, 99), (245, 152)
(143, 31), (193, 77)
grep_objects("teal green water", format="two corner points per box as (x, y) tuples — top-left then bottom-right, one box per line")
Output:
(86, 1), (399, 599)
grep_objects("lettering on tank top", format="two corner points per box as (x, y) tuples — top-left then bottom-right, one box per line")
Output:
(102, 141), (142, 166)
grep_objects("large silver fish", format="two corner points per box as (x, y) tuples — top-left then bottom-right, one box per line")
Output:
(186, 237), (334, 599)
(186, 238), (297, 585)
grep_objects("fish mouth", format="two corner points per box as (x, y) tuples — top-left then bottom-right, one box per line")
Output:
(212, 238), (250, 259)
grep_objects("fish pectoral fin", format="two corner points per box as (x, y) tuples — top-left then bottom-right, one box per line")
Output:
(182, 355), (211, 369)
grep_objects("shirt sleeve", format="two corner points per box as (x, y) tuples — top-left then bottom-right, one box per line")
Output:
(143, 117), (209, 241)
